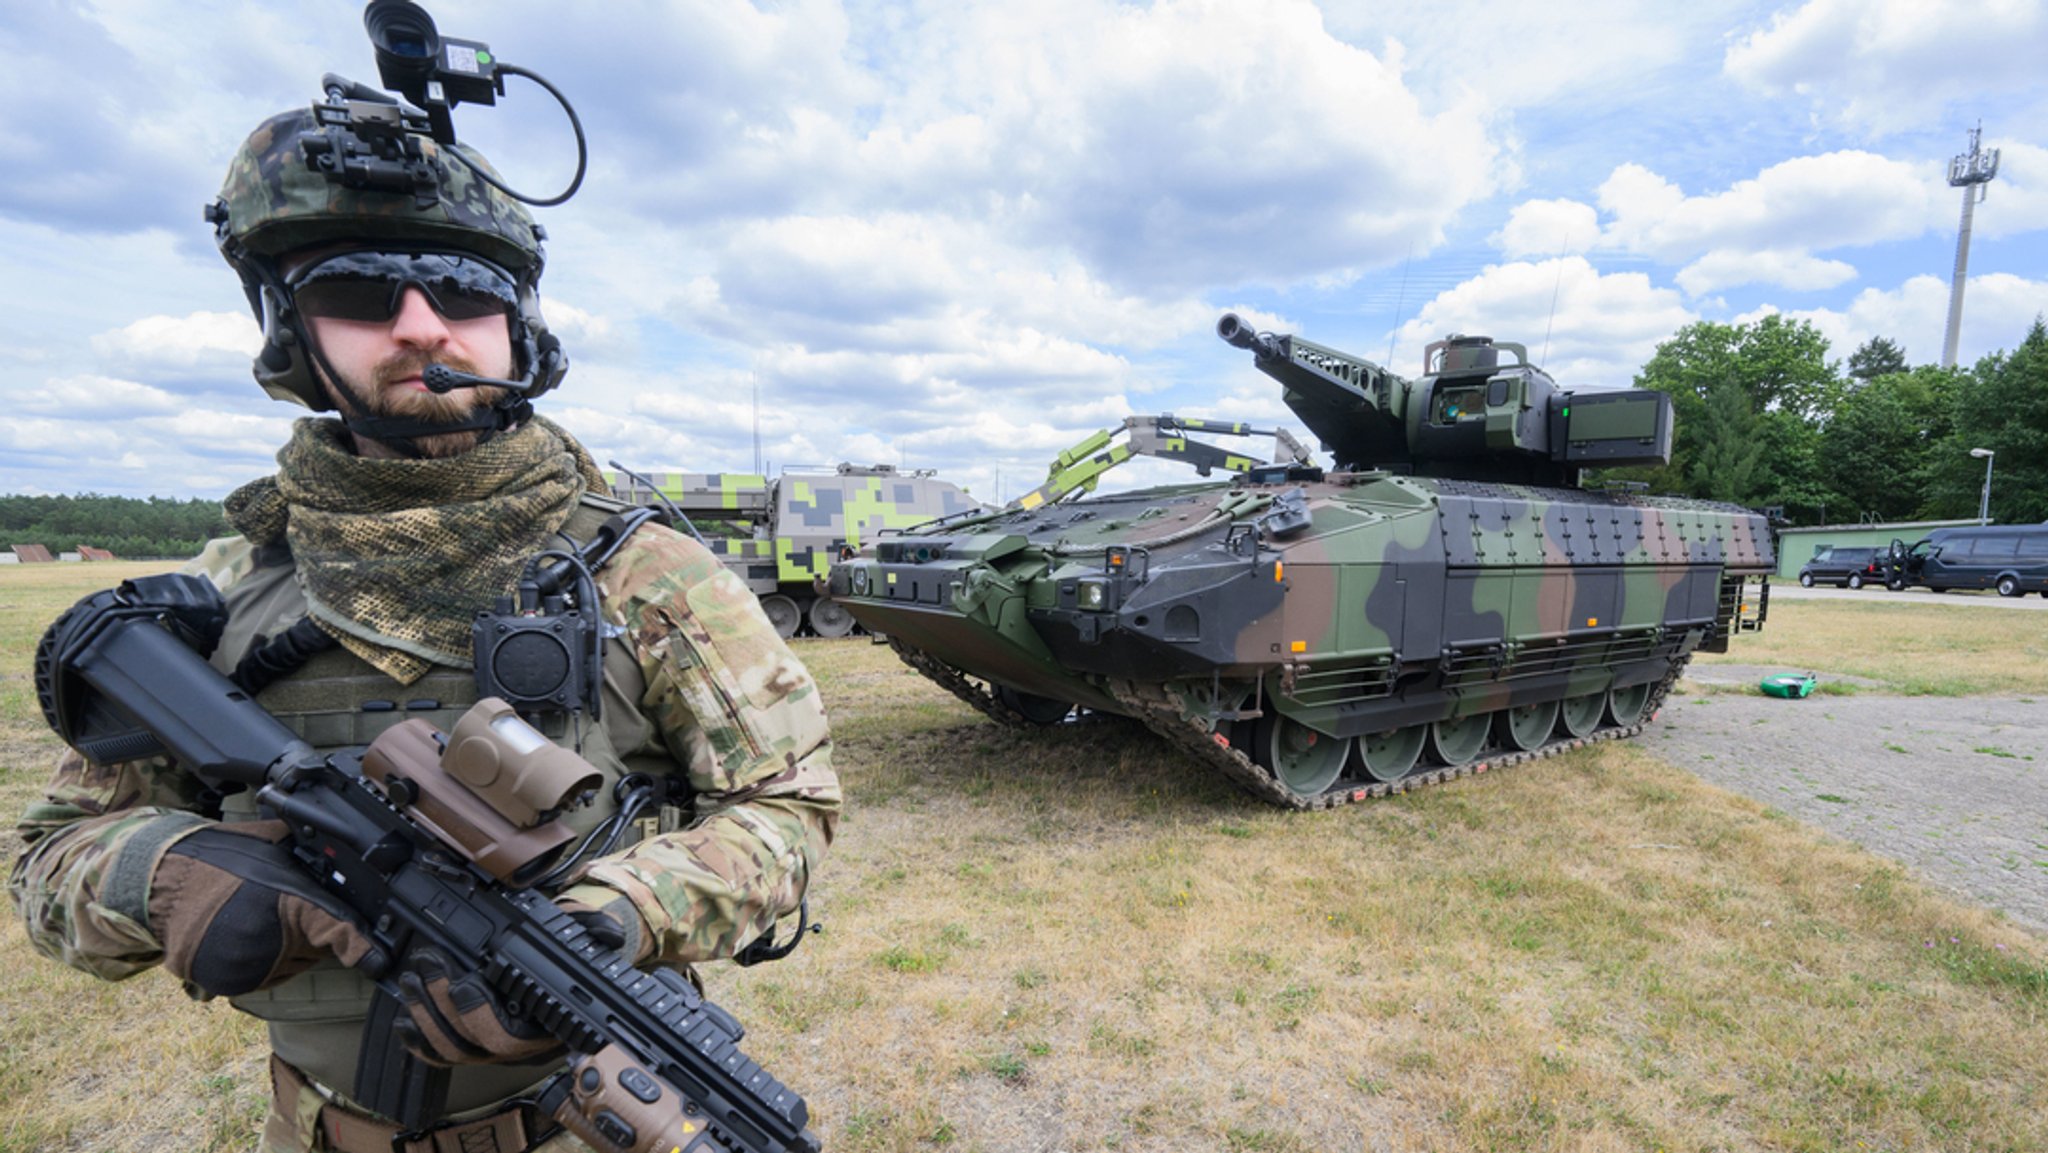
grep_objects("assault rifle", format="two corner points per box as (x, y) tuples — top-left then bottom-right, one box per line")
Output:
(33, 574), (819, 1153)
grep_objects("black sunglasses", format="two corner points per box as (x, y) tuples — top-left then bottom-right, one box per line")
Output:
(288, 250), (519, 324)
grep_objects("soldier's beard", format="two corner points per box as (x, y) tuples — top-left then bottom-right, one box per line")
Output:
(333, 350), (513, 460)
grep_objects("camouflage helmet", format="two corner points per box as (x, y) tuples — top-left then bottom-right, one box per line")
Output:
(208, 106), (565, 412)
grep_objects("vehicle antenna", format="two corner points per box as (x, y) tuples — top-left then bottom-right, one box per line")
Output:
(1540, 233), (1569, 369)
(751, 371), (764, 475)
(1384, 251), (1413, 366)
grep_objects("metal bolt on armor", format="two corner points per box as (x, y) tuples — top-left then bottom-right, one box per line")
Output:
(829, 315), (1774, 809)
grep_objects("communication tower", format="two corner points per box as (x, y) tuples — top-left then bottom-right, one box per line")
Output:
(1941, 125), (2000, 368)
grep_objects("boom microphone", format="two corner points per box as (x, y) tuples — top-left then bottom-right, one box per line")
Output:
(422, 364), (534, 393)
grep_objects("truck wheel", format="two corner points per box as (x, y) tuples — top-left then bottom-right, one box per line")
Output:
(1799, 572), (1814, 587)
(1846, 573), (1865, 589)
(760, 595), (801, 639)
(808, 597), (857, 638)
(1997, 575), (2021, 598)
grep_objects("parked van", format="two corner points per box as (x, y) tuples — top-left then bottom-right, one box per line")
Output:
(1887, 525), (2048, 597)
(1798, 546), (1885, 589)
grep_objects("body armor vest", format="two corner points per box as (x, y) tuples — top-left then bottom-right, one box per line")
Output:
(208, 495), (685, 1112)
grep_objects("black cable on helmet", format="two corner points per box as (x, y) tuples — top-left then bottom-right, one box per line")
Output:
(442, 63), (588, 208)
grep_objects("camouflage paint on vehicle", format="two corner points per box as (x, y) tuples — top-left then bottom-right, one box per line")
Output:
(609, 464), (986, 638)
(829, 316), (1774, 809)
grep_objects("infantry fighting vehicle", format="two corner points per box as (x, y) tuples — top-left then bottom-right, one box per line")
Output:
(828, 315), (1774, 809)
(609, 463), (984, 638)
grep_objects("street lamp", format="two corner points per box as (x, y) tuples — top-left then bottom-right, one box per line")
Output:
(1969, 447), (1995, 525)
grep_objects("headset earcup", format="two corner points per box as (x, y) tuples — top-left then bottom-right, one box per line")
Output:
(531, 331), (568, 397)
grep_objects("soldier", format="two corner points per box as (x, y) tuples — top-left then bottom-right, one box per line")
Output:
(10, 107), (840, 1152)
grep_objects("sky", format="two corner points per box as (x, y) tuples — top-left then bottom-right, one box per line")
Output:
(2, 0), (2045, 504)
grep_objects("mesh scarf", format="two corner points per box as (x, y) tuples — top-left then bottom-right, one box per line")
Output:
(224, 414), (612, 684)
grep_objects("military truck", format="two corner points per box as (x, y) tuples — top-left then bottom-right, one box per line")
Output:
(829, 315), (1774, 809)
(608, 463), (985, 637)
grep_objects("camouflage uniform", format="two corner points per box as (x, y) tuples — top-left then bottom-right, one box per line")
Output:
(11, 492), (840, 1151)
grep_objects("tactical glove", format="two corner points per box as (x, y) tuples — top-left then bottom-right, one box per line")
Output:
(393, 948), (562, 1066)
(393, 887), (651, 1066)
(147, 820), (381, 998)
(557, 881), (656, 964)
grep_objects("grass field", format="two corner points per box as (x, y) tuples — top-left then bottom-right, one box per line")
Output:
(3, 563), (2046, 1152)
(1691, 594), (2048, 697)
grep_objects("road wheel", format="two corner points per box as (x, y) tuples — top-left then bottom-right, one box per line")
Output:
(1495, 699), (1560, 752)
(1557, 693), (1604, 738)
(808, 596), (857, 638)
(1799, 572), (1815, 587)
(1352, 724), (1426, 783)
(1250, 713), (1351, 798)
(760, 595), (801, 639)
(1997, 575), (2021, 598)
(1424, 711), (1492, 767)
(1847, 573), (1865, 589)
(1606, 681), (1654, 727)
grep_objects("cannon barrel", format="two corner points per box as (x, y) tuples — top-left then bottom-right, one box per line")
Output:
(1217, 313), (1285, 361)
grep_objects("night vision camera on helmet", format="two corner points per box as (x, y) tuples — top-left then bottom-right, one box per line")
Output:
(206, 1), (590, 449)
(297, 1), (589, 211)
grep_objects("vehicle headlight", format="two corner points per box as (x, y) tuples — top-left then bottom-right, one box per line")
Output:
(1076, 580), (1108, 611)
(851, 565), (871, 595)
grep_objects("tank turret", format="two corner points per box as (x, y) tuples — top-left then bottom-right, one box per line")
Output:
(1218, 313), (1673, 486)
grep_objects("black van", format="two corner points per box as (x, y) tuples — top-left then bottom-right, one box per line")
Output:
(1798, 546), (1885, 589)
(1887, 526), (2048, 597)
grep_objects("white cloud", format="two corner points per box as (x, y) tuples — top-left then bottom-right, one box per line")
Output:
(1725, 0), (2048, 136)
(15, 375), (183, 417)
(1739, 272), (2048, 369)
(1395, 258), (1697, 388)
(90, 311), (260, 368)
(953, 0), (1506, 290)
(140, 409), (296, 454)
(535, 299), (620, 357)
(692, 213), (1209, 354)
(1676, 250), (1857, 296)
(1493, 200), (1602, 259)
(1970, 141), (2048, 242)
(1598, 153), (1944, 271)
(1322, 0), (1754, 109)
(564, 0), (1508, 295)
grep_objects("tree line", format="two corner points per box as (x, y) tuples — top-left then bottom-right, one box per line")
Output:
(0, 494), (228, 559)
(1608, 315), (2048, 527)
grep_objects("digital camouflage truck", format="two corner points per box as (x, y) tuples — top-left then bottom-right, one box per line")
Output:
(827, 315), (1774, 809)
(608, 463), (984, 638)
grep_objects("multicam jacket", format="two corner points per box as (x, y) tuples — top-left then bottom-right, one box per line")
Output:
(10, 500), (840, 1114)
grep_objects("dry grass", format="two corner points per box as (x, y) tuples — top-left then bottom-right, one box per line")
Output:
(1694, 597), (2048, 697)
(5, 565), (2048, 1151)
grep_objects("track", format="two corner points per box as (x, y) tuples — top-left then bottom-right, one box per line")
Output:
(890, 637), (1692, 811)
(886, 638), (1072, 730)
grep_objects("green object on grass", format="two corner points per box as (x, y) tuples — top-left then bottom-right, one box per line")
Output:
(1760, 673), (1817, 699)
